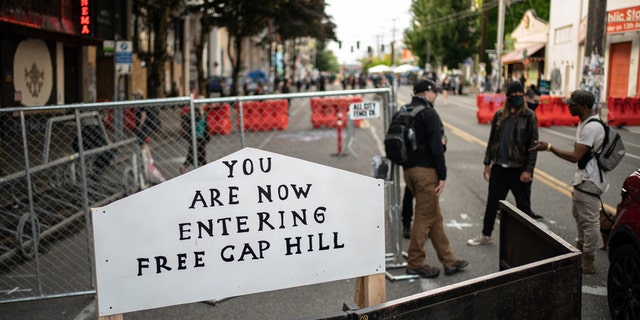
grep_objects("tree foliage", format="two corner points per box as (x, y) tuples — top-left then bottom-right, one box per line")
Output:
(200, 0), (279, 96)
(482, 0), (550, 62)
(314, 41), (339, 73)
(138, 0), (185, 98)
(272, 0), (336, 80)
(404, 0), (550, 72)
(404, 0), (478, 70)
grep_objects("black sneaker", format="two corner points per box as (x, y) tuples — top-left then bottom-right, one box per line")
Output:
(444, 259), (469, 276)
(529, 213), (544, 221)
(406, 264), (440, 278)
(402, 225), (411, 239)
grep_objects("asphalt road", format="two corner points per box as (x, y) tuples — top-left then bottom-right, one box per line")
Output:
(2, 84), (638, 319)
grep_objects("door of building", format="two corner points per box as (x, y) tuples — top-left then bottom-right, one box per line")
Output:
(608, 42), (631, 97)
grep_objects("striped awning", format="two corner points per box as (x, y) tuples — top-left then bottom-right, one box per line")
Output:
(501, 43), (545, 64)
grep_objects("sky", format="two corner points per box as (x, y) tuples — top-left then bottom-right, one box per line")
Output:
(324, 0), (413, 65)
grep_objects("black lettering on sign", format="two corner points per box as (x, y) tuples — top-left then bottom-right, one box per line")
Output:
(220, 241), (270, 262)
(188, 186), (239, 209)
(257, 184), (312, 203)
(284, 232), (344, 256)
(136, 251), (206, 276)
(223, 157), (272, 178)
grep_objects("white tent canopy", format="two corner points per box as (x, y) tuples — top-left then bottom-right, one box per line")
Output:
(393, 64), (420, 74)
(368, 64), (393, 73)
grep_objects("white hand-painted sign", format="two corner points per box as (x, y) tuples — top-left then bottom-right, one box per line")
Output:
(92, 147), (385, 316)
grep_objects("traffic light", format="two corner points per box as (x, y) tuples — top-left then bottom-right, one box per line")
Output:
(357, 41), (360, 49)
(381, 44), (385, 52)
(338, 41), (342, 49)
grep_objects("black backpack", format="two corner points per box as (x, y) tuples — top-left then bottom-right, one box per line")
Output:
(384, 105), (426, 165)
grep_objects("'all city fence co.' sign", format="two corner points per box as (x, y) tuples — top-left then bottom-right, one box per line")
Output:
(92, 148), (385, 316)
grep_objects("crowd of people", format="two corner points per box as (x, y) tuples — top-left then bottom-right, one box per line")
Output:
(397, 77), (606, 277)
(194, 68), (603, 277)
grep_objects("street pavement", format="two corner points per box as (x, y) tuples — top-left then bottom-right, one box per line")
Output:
(0, 83), (623, 320)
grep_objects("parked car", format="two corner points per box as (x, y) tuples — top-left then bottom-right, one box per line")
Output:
(607, 168), (640, 319)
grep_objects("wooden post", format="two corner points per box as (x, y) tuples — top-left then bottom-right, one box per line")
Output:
(355, 273), (386, 308)
(99, 314), (123, 320)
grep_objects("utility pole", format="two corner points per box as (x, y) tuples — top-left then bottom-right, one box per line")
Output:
(391, 19), (396, 66)
(581, 0), (607, 105)
(480, 2), (488, 65)
(496, 0), (505, 93)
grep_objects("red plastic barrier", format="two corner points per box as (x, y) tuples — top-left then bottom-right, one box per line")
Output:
(237, 99), (289, 131)
(103, 108), (137, 131)
(551, 96), (579, 126)
(476, 94), (505, 124)
(608, 96), (640, 126)
(310, 96), (363, 128)
(206, 104), (232, 135)
(535, 95), (553, 127)
(180, 104), (232, 136)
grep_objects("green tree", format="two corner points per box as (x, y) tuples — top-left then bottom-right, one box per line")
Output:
(404, 0), (478, 70)
(273, 0), (336, 80)
(315, 41), (339, 72)
(208, 0), (279, 96)
(479, 0), (550, 69)
(139, 0), (185, 98)
(186, 0), (220, 96)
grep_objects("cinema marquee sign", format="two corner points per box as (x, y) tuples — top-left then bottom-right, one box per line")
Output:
(92, 148), (385, 316)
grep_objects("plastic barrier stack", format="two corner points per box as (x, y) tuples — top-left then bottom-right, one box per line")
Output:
(310, 96), (363, 128)
(608, 96), (640, 126)
(535, 95), (554, 127)
(103, 107), (138, 131)
(180, 104), (233, 136)
(476, 94), (506, 124)
(477, 94), (583, 127)
(237, 99), (289, 132)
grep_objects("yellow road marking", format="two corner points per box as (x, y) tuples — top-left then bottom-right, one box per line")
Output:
(442, 120), (616, 213)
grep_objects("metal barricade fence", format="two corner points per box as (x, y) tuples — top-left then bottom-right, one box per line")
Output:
(0, 87), (400, 304)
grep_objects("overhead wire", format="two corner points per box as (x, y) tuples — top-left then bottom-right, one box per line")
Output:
(419, 0), (499, 30)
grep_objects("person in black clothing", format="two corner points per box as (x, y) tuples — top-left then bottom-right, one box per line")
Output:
(525, 84), (541, 111)
(468, 81), (541, 246)
(401, 107), (448, 240)
(402, 79), (468, 278)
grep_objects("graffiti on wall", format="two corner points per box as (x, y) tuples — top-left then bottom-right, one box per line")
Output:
(581, 53), (605, 105)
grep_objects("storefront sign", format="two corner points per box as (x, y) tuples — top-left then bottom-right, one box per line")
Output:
(80, 0), (90, 35)
(607, 5), (640, 34)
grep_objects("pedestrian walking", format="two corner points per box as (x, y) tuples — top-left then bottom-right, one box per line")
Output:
(402, 79), (468, 278)
(529, 90), (606, 274)
(181, 100), (210, 174)
(468, 81), (541, 247)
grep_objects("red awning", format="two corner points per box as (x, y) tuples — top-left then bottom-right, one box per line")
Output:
(501, 43), (545, 64)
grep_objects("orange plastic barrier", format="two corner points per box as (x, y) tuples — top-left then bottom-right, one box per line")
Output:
(550, 96), (579, 126)
(535, 95), (553, 127)
(237, 99), (289, 132)
(608, 96), (640, 126)
(180, 104), (232, 136)
(310, 96), (363, 128)
(476, 94), (505, 124)
(206, 104), (232, 135)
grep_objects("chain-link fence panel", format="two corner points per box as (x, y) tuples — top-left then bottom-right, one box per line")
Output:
(0, 88), (395, 304)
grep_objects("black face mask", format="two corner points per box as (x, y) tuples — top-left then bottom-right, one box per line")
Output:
(508, 95), (524, 107)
